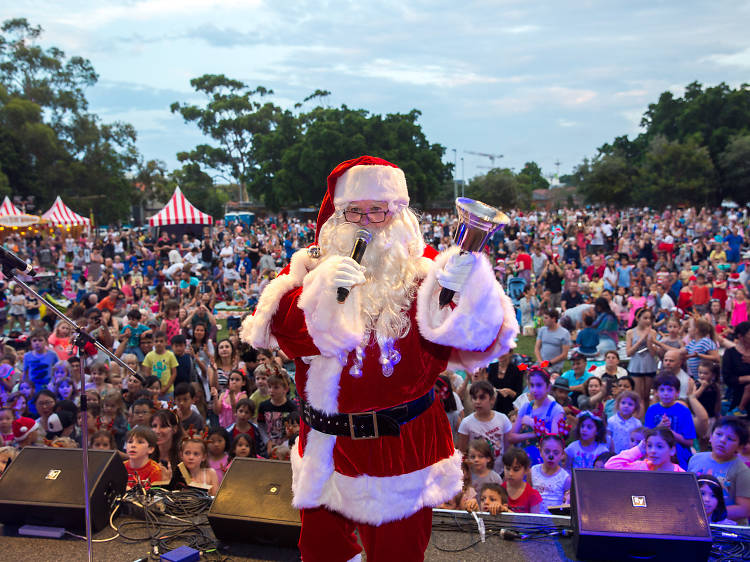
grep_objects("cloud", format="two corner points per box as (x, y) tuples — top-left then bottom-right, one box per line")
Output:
(703, 47), (750, 68)
(182, 24), (262, 48)
(490, 86), (598, 113)
(334, 58), (501, 88)
(501, 24), (541, 34)
(557, 118), (578, 128)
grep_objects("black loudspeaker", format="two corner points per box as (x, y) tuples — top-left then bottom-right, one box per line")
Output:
(0, 447), (127, 534)
(208, 458), (300, 547)
(571, 468), (712, 561)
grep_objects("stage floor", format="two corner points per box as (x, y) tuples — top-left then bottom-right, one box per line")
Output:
(0, 512), (579, 562)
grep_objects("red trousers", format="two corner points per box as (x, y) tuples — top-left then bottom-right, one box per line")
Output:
(298, 506), (433, 562)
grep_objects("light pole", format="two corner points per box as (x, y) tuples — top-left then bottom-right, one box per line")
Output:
(452, 148), (458, 201)
(460, 157), (465, 198)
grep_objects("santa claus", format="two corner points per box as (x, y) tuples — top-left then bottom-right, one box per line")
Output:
(241, 155), (518, 562)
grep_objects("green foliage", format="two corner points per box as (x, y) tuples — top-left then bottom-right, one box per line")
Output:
(465, 167), (531, 209)
(517, 161), (550, 191)
(173, 79), (451, 210)
(575, 81), (750, 207)
(720, 134), (750, 204)
(0, 18), (140, 222)
(170, 162), (230, 218)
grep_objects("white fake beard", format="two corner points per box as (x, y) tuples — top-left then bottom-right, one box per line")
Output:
(318, 209), (426, 341)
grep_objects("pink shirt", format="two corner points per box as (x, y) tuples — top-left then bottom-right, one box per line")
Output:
(605, 445), (685, 472)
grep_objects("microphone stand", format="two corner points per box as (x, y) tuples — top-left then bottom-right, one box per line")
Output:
(4, 267), (138, 562)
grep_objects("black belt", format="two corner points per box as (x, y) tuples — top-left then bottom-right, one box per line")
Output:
(301, 389), (435, 440)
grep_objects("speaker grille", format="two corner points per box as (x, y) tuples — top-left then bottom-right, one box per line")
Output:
(574, 469), (710, 537)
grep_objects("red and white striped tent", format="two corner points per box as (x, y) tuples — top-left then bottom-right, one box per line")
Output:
(0, 197), (22, 216)
(148, 187), (214, 226)
(41, 196), (91, 227)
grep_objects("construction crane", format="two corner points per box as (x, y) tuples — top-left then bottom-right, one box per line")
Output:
(464, 150), (504, 166)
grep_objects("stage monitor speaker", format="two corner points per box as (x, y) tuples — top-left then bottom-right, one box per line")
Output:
(208, 458), (300, 547)
(0, 447), (127, 534)
(571, 468), (712, 562)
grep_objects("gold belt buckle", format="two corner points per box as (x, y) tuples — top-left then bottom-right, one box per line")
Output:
(348, 412), (378, 440)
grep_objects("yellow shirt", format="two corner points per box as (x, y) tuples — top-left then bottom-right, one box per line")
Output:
(142, 349), (179, 393)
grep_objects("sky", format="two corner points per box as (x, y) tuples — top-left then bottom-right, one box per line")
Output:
(3, 0), (750, 184)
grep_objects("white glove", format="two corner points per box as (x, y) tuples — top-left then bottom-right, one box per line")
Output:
(436, 252), (475, 292)
(331, 257), (366, 290)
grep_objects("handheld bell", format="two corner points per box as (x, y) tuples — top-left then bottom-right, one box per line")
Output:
(439, 197), (510, 307)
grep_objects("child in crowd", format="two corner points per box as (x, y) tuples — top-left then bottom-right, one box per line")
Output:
(575, 314), (599, 356)
(607, 390), (642, 454)
(206, 427), (231, 485)
(174, 383), (204, 431)
(124, 426), (163, 490)
(48, 360), (72, 394)
(509, 366), (565, 465)
(12, 417), (39, 447)
(23, 328), (58, 390)
(467, 439), (502, 495)
(55, 378), (78, 404)
(119, 308), (149, 361)
(479, 483), (510, 515)
(604, 376), (636, 419)
(249, 364), (271, 420)
(227, 398), (260, 449)
(271, 411), (300, 460)
(170, 335), (195, 388)
(501, 448), (544, 514)
(0, 446), (18, 476)
(593, 451), (615, 468)
(258, 373), (296, 456)
(530, 434), (571, 511)
(230, 432), (258, 460)
(565, 412), (609, 470)
(0, 407), (13, 446)
(90, 361), (112, 395)
(605, 428), (684, 472)
(694, 361), (722, 427)
(644, 372), (696, 469)
(457, 380), (512, 474)
(99, 389), (128, 449)
(439, 459), (478, 511)
(129, 398), (153, 428)
(90, 429), (117, 450)
(212, 369), (248, 428)
(688, 417), (750, 522)
(699, 475), (736, 525)
(142, 331), (178, 398)
(178, 436), (219, 496)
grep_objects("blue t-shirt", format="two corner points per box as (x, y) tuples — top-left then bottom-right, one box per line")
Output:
(616, 265), (634, 289)
(644, 402), (696, 469)
(688, 452), (750, 512)
(576, 328), (600, 355)
(120, 323), (150, 348)
(23, 349), (58, 389)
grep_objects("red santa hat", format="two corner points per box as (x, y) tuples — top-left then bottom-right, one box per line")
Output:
(315, 156), (409, 241)
(12, 416), (39, 443)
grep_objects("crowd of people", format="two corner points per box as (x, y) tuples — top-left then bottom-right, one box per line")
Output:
(0, 203), (749, 526)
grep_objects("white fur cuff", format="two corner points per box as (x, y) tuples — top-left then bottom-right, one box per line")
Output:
(240, 248), (315, 349)
(298, 255), (365, 358)
(416, 246), (509, 352)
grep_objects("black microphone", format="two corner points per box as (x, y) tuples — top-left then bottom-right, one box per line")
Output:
(337, 228), (372, 303)
(0, 246), (35, 276)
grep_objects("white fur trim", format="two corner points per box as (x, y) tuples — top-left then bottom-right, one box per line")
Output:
(333, 165), (409, 213)
(416, 246), (513, 352)
(449, 287), (519, 373)
(305, 355), (344, 415)
(292, 438), (462, 526)
(291, 428), (337, 510)
(240, 249), (315, 349)
(347, 555), (362, 562)
(298, 255), (365, 358)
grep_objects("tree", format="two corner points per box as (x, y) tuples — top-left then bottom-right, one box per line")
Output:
(720, 134), (750, 204)
(465, 168), (530, 209)
(251, 105), (450, 210)
(171, 75), (281, 203)
(0, 19), (141, 222)
(170, 163), (230, 219)
(517, 161), (549, 191)
(639, 135), (717, 207)
(577, 152), (638, 206)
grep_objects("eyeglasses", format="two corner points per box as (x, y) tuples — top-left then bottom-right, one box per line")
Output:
(343, 210), (388, 224)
